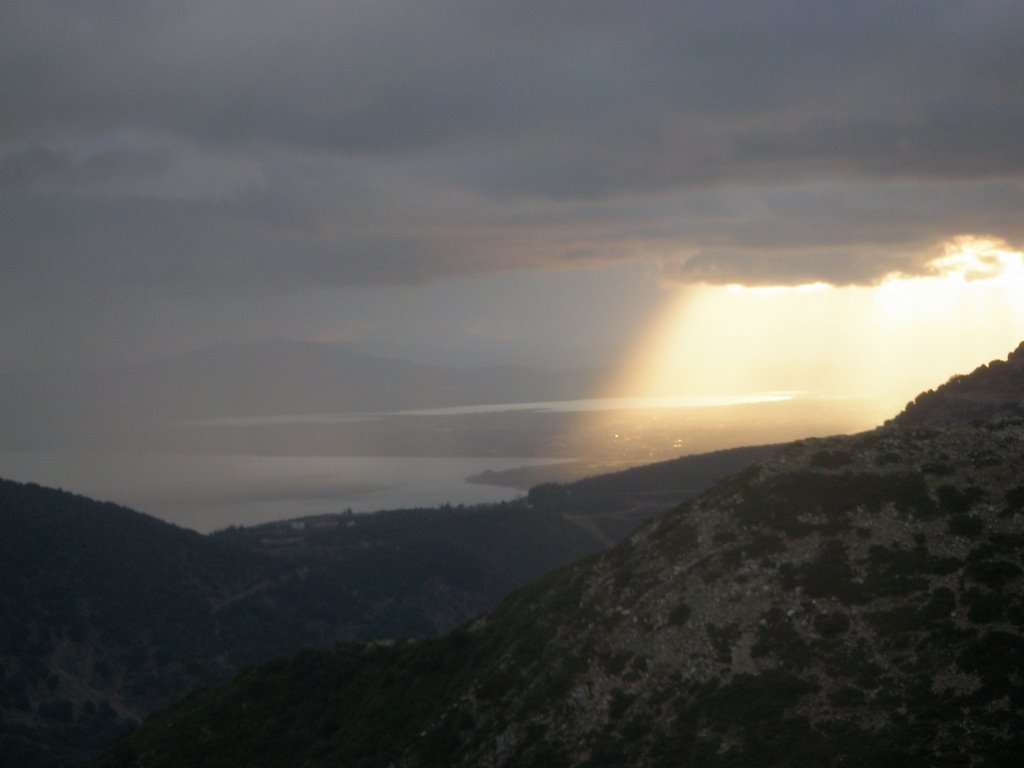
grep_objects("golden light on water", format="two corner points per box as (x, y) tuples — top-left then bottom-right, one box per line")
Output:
(608, 236), (1024, 425)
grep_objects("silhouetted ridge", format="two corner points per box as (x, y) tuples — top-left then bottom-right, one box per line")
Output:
(892, 340), (1024, 426)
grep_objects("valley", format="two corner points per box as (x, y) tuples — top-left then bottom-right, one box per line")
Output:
(0, 444), (770, 766)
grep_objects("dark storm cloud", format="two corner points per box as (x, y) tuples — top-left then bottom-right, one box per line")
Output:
(9, 0), (1016, 183)
(666, 249), (900, 288)
(2, 0), (1024, 299)
(0, 146), (169, 190)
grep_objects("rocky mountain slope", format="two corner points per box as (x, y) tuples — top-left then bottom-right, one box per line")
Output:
(95, 344), (1024, 767)
(1, 445), (769, 766)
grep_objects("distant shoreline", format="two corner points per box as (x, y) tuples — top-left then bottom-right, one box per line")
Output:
(467, 459), (643, 490)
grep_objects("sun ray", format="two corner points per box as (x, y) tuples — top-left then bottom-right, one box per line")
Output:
(605, 235), (1024, 428)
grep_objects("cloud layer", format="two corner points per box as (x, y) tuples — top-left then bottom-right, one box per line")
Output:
(3, 1), (1023, 311)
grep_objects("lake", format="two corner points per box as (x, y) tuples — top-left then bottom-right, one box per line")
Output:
(0, 392), (887, 533)
(0, 451), (569, 533)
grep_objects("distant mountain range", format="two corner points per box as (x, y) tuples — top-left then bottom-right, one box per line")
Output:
(0, 444), (771, 766)
(93, 342), (1024, 767)
(0, 340), (605, 450)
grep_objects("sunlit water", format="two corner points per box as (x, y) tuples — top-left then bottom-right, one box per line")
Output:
(0, 392), (884, 533)
(178, 391), (802, 425)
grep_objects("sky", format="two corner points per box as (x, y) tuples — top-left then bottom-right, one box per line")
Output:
(3, 1), (1024, 395)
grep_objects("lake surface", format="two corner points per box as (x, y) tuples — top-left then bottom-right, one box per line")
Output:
(0, 452), (568, 533)
(0, 391), (887, 534)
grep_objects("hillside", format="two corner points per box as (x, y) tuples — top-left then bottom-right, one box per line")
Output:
(0, 483), (257, 766)
(0, 483), (595, 767)
(893, 340), (1024, 426)
(95, 346), (1024, 767)
(0, 444), (768, 766)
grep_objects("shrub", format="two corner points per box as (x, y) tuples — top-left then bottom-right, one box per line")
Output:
(810, 450), (854, 469)
(947, 514), (984, 537)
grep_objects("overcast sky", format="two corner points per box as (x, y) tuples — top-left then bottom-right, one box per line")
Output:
(3, 1), (1023, 368)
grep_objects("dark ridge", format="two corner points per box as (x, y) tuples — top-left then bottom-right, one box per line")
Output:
(892, 340), (1024, 426)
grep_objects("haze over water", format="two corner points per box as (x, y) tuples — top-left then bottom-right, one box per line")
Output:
(0, 390), (882, 532)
